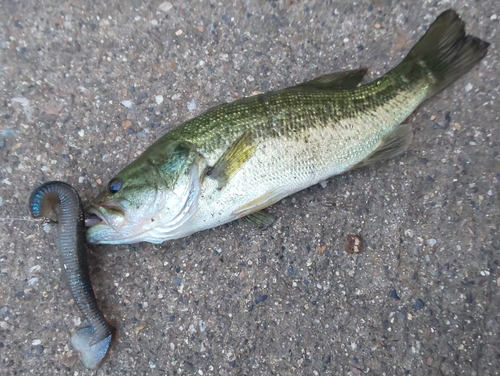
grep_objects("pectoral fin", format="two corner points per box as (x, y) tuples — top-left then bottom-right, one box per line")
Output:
(355, 125), (413, 169)
(292, 68), (368, 91)
(208, 132), (256, 189)
(243, 210), (276, 228)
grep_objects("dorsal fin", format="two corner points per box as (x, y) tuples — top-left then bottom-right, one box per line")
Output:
(291, 68), (368, 91)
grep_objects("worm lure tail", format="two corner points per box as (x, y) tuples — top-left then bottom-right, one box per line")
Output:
(30, 181), (114, 369)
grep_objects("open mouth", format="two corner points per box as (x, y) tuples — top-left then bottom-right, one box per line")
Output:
(84, 206), (104, 228)
(84, 212), (103, 227)
(84, 202), (128, 230)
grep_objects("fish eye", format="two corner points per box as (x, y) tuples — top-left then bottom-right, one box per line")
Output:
(108, 178), (123, 194)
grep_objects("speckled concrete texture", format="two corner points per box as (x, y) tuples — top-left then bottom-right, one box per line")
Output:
(1, 1), (499, 375)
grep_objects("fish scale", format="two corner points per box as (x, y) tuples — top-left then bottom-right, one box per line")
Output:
(144, 78), (425, 237)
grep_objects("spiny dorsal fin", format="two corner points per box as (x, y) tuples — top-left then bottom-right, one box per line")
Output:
(208, 132), (256, 189)
(291, 68), (368, 91)
(354, 125), (413, 169)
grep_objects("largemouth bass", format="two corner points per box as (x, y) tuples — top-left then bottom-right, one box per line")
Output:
(86, 10), (488, 245)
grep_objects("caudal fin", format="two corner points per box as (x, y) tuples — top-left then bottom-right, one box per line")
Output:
(402, 9), (489, 99)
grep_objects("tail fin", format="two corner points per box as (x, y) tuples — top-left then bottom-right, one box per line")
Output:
(402, 9), (489, 99)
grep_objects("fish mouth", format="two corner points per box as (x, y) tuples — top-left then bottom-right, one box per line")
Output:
(85, 202), (127, 230)
(84, 212), (102, 227)
(84, 206), (107, 228)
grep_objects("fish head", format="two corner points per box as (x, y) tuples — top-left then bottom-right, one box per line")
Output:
(86, 142), (202, 244)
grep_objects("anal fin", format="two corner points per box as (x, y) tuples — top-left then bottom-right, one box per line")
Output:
(355, 125), (413, 169)
(208, 132), (256, 189)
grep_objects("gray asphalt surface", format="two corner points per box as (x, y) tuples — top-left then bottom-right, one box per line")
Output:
(1, 1), (499, 375)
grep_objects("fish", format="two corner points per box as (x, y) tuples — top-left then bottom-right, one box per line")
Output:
(30, 181), (115, 369)
(86, 9), (488, 245)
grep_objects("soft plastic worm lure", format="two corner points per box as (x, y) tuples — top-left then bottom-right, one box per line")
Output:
(30, 181), (114, 369)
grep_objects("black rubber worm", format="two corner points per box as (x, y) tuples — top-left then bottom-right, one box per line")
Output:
(29, 181), (114, 369)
